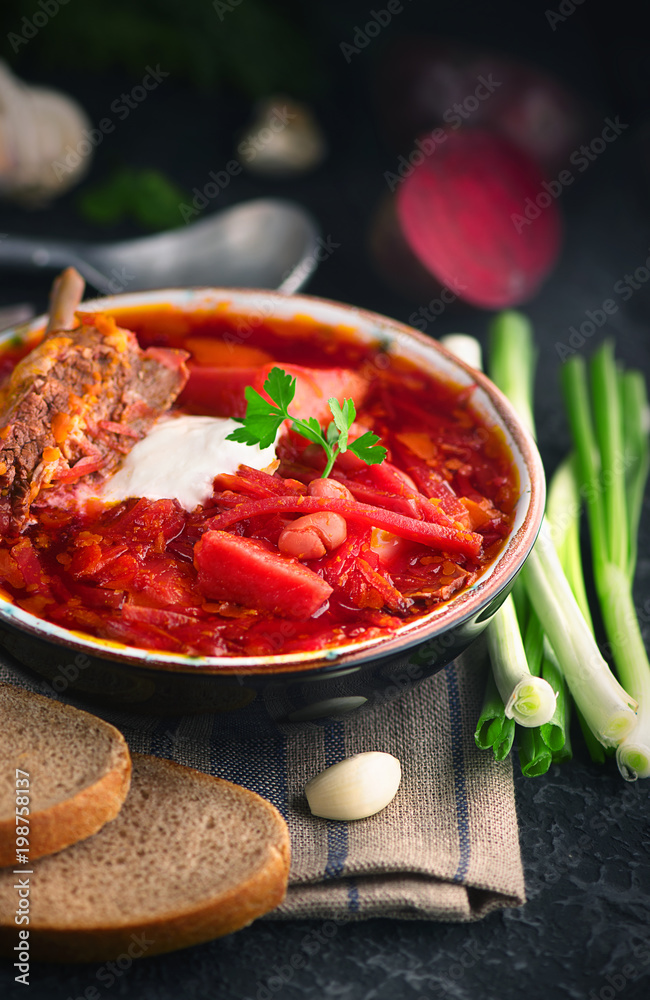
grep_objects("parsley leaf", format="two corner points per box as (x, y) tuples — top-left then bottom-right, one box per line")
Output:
(264, 367), (296, 412)
(226, 366), (387, 476)
(329, 397), (355, 453)
(348, 430), (386, 465)
(228, 386), (285, 448)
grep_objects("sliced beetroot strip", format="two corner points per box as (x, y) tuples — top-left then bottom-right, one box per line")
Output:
(331, 474), (466, 530)
(206, 496), (482, 558)
(329, 476), (420, 518)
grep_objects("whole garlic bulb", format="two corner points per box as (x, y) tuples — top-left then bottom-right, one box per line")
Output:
(305, 751), (402, 821)
(0, 60), (91, 203)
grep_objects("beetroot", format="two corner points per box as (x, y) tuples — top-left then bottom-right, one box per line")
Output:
(395, 129), (562, 309)
(194, 530), (333, 620)
(375, 37), (596, 174)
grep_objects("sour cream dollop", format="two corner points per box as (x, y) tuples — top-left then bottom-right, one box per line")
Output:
(98, 414), (276, 511)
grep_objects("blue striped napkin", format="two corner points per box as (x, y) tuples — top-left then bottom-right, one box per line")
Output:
(0, 638), (525, 922)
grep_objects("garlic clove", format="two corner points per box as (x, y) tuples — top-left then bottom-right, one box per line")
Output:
(238, 96), (326, 178)
(304, 751), (401, 821)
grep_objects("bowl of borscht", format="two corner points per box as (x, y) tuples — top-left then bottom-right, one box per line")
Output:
(0, 284), (545, 724)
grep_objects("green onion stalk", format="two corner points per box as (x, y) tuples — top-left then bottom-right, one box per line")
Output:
(520, 605), (572, 768)
(488, 314), (638, 752)
(440, 332), (557, 738)
(546, 456), (607, 764)
(474, 669), (516, 761)
(518, 606), (552, 776)
(486, 592), (557, 728)
(562, 344), (650, 779)
(539, 638), (572, 764)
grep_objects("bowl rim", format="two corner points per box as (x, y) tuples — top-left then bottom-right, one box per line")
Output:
(0, 286), (546, 677)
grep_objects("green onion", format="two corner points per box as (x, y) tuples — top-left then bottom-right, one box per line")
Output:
(487, 311), (536, 436)
(475, 669), (516, 761)
(440, 332), (556, 733)
(562, 345), (650, 780)
(519, 600), (572, 761)
(539, 639), (572, 763)
(511, 577), (530, 632)
(560, 356), (608, 582)
(521, 601), (543, 681)
(591, 342), (629, 571)
(518, 727), (553, 776)
(546, 456), (603, 764)
(573, 704), (607, 765)
(545, 456), (593, 627)
(620, 369), (649, 580)
(603, 567), (650, 779)
(439, 333), (483, 373)
(486, 593), (557, 727)
(489, 314), (638, 752)
(522, 529), (636, 744)
(516, 606), (554, 774)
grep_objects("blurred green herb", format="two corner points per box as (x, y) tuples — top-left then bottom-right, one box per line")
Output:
(77, 167), (188, 230)
(3, 0), (323, 96)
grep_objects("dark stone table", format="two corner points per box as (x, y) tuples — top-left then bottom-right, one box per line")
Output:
(1, 1), (649, 996)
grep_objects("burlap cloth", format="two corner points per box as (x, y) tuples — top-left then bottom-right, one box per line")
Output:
(1, 639), (525, 922)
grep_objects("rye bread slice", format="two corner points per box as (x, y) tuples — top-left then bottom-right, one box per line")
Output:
(0, 683), (131, 866)
(0, 753), (291, 962)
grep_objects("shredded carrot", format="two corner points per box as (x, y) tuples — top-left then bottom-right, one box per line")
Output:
(185, 338), (272, 368)
(395, 432), (436, 460)
(459, 497), (494, 530)
(51, 411), (72, 444)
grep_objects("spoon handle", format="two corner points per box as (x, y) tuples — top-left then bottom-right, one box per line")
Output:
(0, 237), (113, 295)
(0, 304), (35, 332)
(0, 235), (81, 272)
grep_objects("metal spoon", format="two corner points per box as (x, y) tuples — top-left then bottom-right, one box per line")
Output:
(0, 198), (320, 296)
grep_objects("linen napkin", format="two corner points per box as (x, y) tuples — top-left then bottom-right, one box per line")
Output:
(0, 636), (525, 922)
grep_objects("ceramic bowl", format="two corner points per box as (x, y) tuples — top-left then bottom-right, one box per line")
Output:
(0, 289), (545, 728)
